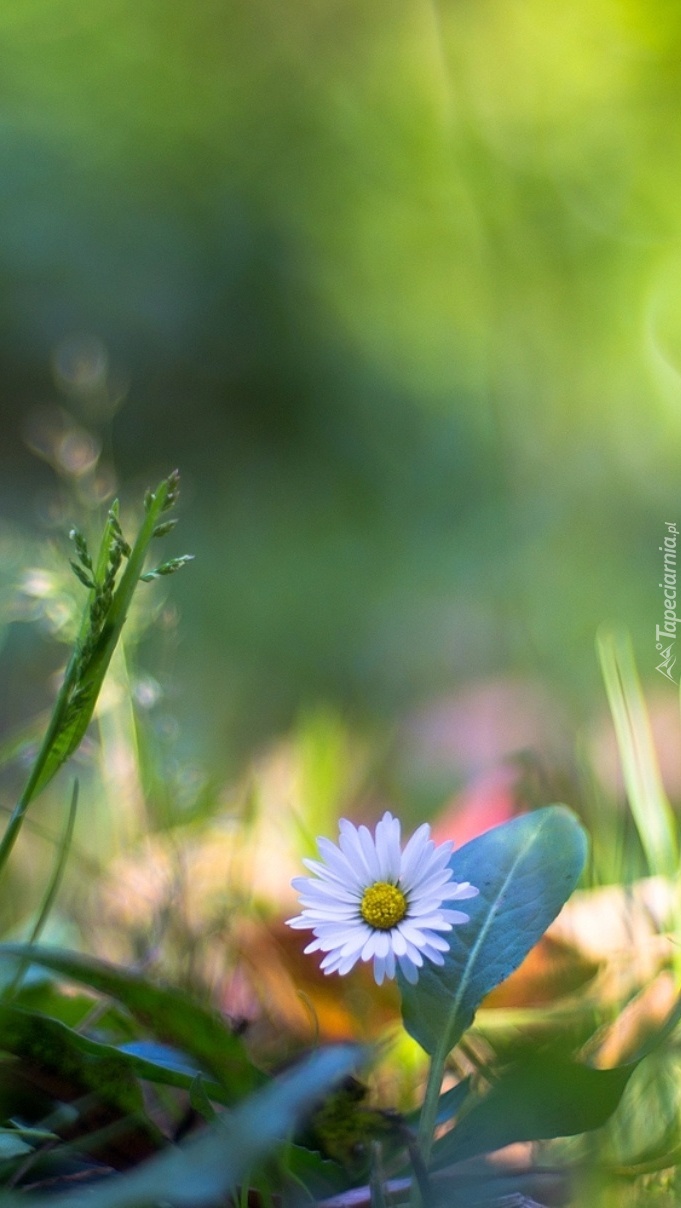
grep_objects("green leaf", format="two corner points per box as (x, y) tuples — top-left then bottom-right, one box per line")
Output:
(0, 1002), (163, 1130)
(0, 1001), (244, 1123)
(0, 1044), (366, 1208)
(0, 1131), (33, 1160)
(427, 1009), (681, 1169)
(400, 806), (588, 1057)
(189, 1074), (220, 1123)
(430, 985), (681, 1169)
(0, 945), (261, 1098)
(431, 1055), (631, 1168)
(117, 1040), (203, 1078)
(406, 1079), (471, 1130)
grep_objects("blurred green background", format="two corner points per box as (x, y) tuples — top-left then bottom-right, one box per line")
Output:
(0, 0), (680, 770)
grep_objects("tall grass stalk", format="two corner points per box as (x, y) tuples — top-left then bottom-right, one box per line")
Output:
(597, 626), (678, 880)
(0, 472), (190, 883)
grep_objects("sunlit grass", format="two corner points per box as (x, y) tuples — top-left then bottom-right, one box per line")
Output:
(0, 485), (679, 1207)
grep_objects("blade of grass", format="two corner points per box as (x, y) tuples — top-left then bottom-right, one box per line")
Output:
(0, 472), (190, 880)
(3, 781), (79, 1000)
(597, 626), (678, 878)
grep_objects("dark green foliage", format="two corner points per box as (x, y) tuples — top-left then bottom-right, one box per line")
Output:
(0, 1044), (365, 1208)
(0, 945), (261, 1097)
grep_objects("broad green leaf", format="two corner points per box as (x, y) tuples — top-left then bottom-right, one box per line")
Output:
(0, 1044), (366, 1208)
(400, 806), (588, 1056)
(0, 945), (261, 1097)
(0, 1002), (233, 1110)
(0, 1002), (162, 1157)
(431, 987), (681, 1168)
(431, 1054), (632, 1168)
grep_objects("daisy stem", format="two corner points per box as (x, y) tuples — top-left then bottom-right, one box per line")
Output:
(412, 1037), (449, 1200)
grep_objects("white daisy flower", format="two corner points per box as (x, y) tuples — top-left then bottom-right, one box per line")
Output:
(287, 811), (479, 986)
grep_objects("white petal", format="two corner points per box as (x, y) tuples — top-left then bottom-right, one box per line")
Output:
(390, 929), (408, 956)
(321, 948), (357, 974)
(440, 909), (471, 925)
(373, 955), (387, 985)
(375, 812), (402, 880)
(311, 926), (363, 949)
(293, 905), (358, 922)
(442, 881), (480, 901)
(362, 930), (390, 961)
(374, 931), (392, 958)
(313, 925), (365, 946)
(301, 858), (348, 887)
(397, 953), (420, 984)
(339, 927), (374, 957)
(406, 893), (455, 916)
(296, 883), (359, 907)
(286, 914), (307, 928)
(407, 867), (456, 899)
(396, 919), (428, 945)
(337, 949), (364, 975)
(417, 930), (450, 951)
(338, 819), (375, 882)
(400, 937), (424, 966)
(295, 888), (358, 909)
(357, 824), (381, 880)
(411, 847), (453, 885)
(315, 837), (366, 891)
(420, 945), (445, 966)
(299, 866), (363, 901)
(373, 948), (396, 984)
(399, 824), (432, 886)
(403, 911), (452, 931)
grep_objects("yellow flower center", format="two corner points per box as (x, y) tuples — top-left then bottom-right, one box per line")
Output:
(360, 881), (407, 930)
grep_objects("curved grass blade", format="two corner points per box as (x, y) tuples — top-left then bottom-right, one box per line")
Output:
(3, 782), (79, 1001)
(597, 626), (678, 877)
